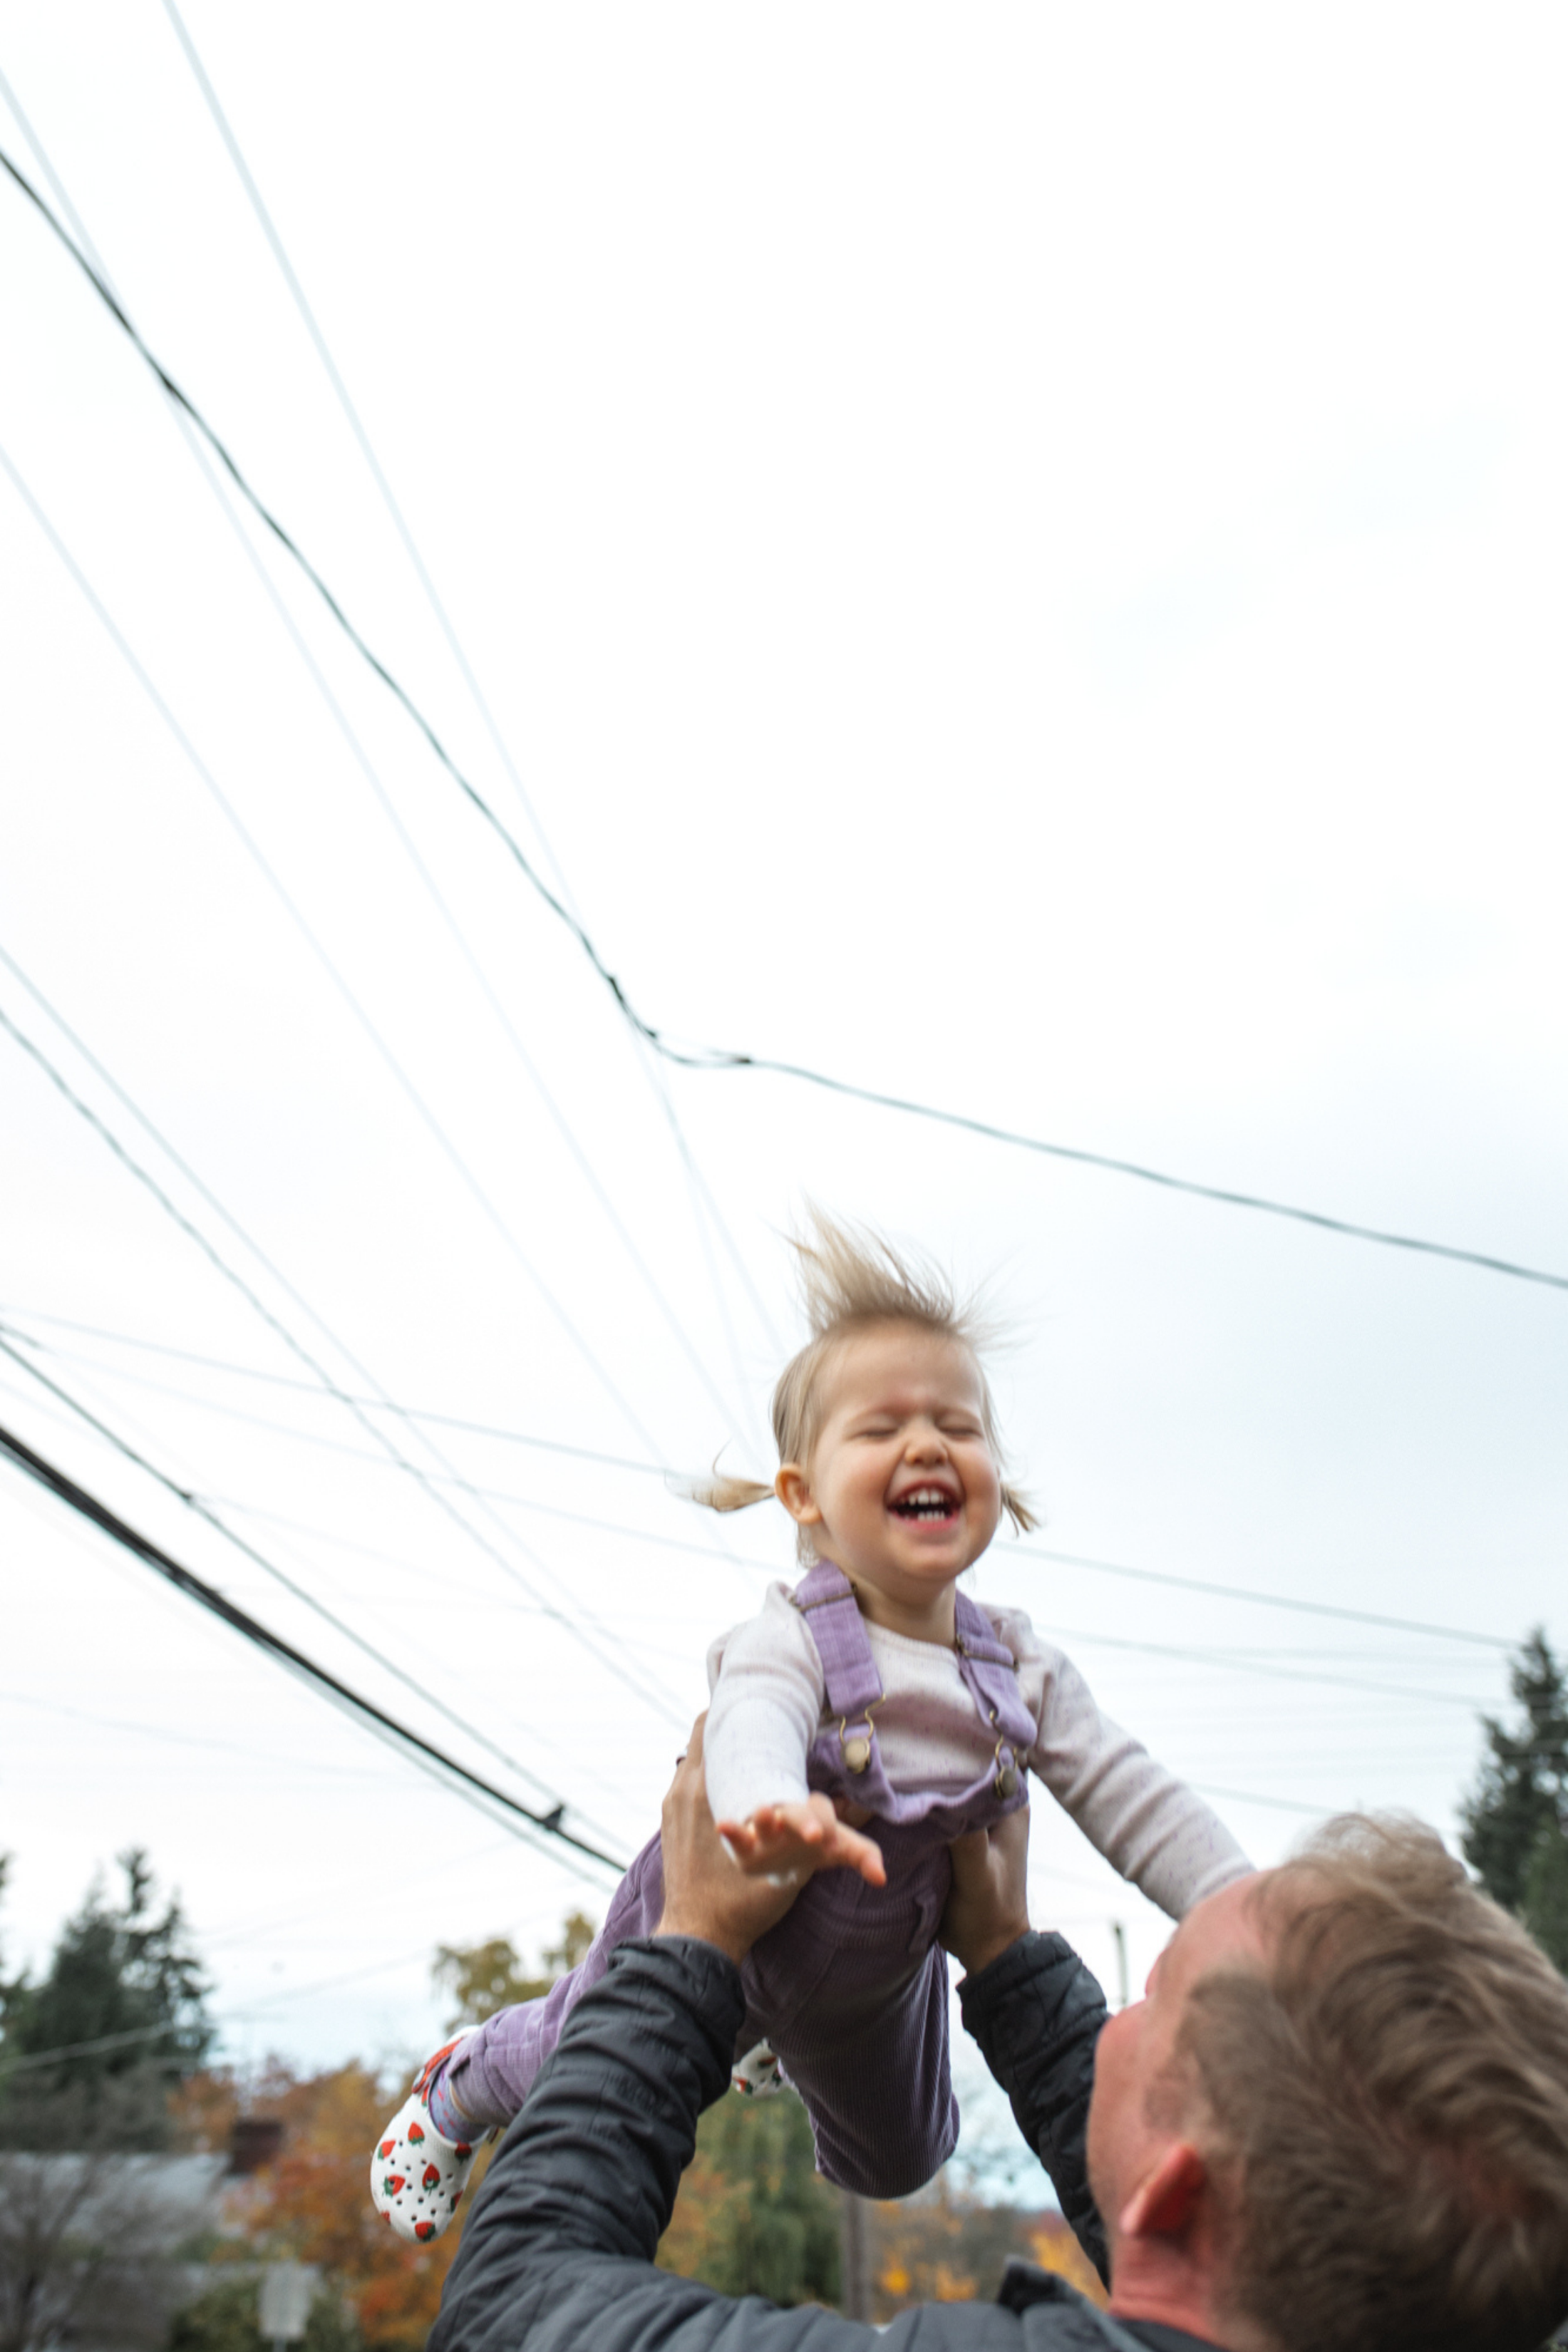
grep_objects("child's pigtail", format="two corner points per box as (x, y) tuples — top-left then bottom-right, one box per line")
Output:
(670, 1470), (776, 1515)
(1001, 1482), (1039, 1536)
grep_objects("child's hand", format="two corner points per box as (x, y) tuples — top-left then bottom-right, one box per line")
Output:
(718, 1794), (887, 1889)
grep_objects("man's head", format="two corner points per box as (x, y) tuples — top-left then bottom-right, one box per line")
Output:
(1090, 1817), (1568, 2352)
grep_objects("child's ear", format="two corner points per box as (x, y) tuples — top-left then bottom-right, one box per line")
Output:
(775, 1464), (821, 1526)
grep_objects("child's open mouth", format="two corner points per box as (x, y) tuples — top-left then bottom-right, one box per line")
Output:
(889, 1485), (960, 1522)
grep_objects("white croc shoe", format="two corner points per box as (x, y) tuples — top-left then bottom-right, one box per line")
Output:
(370, 2036), (490, 2243)
(730, 2037), (783, 2097)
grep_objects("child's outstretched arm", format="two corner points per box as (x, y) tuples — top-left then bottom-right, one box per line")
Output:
(1003, 1611), (1252, 1918)
(716, 1793), (887, 1888)
(706, 1586), (889, 1887)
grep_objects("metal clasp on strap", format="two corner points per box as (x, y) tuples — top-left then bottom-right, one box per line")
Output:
(837, 1697), (884, 1775)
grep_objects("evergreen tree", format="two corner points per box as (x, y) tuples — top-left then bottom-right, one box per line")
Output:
(0, 1849), (212, 2150)
(658, 2089), (842, 2306)
(1460, 1629), (1568, 1973)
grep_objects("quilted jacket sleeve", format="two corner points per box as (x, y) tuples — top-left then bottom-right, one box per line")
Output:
(958, 1931), (1110, 2285)
(431, 1934), (1114, 2351)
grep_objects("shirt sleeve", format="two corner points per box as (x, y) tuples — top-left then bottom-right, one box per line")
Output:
(991, 1608), (1252, 1919)
(703, 1582), (825, 1825)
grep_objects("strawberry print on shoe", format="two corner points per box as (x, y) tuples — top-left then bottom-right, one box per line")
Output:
(730, 2037), (783, 2097)
(369, 2036), (491, 2244)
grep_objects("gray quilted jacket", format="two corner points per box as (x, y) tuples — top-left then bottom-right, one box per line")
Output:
(430, 1931), (1173, 2351)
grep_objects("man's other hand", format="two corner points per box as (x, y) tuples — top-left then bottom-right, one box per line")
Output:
(942, 1805), (1031, 1979)
(655, 1717), (804, 1964)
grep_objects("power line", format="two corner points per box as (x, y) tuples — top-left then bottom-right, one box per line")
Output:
(0, 979), (693, 1731)
(0, 451), (664, 1462)
(0, 951), (693, 1697)
(0, 1334), (664, 1825)
(4, 1336), (1504, 1726)
(0, 66), (769, 1460)
(0, 1411), (627, 1874)
(1048, 1621), (1487, 1711)
(4, 138), (1563, 1304)
(1016, 1542), (1512, 1653)
(2, 2021), (202, 2075)
(154, 0), (572, 913)
(0, 1307), (1520, 1663)
(0, 1686), (388, 1779)
(146, 11), (780, 1415)
(1188, 1785), (1327, 1820)
(0, 1309), (667, 1476)
(0, 432), (754, 1683)
(0, 125), (750, 1455)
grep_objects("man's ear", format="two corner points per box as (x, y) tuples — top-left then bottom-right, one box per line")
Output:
(775, 1464), (821, 1527)
(1118, 2142), (1207, 2243)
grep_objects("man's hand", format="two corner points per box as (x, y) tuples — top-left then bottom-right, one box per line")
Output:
(655, 1717), (805, 1964)
(716, 1794), (888, 1889)
(942, 1805), (1031, 1979)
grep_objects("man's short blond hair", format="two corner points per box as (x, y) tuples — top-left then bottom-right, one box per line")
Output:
(689, 1210), (1034, 1560)
(1173, 1815), (1568, 2352)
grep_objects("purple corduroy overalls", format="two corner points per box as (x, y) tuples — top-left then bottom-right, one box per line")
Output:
(438, 1561), (1038, 2197)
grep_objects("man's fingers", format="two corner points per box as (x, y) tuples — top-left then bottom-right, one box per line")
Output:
(666, 1713), (708, 1795)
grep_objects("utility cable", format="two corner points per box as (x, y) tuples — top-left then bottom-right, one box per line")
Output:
(0, 1333), (654, 1828)
(0, 1307), (1518, 1659)
(0, 948), (689, 1711)
(2, 1332), (1505, 1722)
(163, 432), (750, 1448)
(0, 98), (748, 1457)
(2, 2021), (206, 2074)
(1, 411), (758, 1594)
(145, 19), (776, 1410)
(0, 1309), (666, 1477)
(0, 62), (767, 1430)
(0, 1410), (626, 1873)
(4, 136), (1563, 1300)
(0, 979), (693, 1730)
(0, 446), (661, 1463)
(155, 0), (572, 912)
(1046, 1620), (1490, 1712)
(1015, 1543), (1512, 1653)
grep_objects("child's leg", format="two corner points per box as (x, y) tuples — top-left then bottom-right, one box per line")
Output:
(433, 1831), (665, 2131)
(776, 1941), (957, 2199)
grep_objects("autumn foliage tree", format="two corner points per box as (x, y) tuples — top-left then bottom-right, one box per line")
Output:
(432, 1913), (597, 2031)
(871, 2180), (1105, 2319)
(173, 2061), (463, 2351)
(177, 1914), (605, 2347)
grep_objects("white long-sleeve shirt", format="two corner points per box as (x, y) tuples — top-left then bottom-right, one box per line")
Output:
(706, 1581), (1249, 1921)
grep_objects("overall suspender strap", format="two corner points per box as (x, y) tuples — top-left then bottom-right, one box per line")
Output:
(952, 1589), (1038, 1791)
(950, 1587), (1018, 1666)
(790, 1560), (884, 1723)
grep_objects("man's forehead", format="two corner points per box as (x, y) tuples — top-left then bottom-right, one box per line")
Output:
(1164, 1870), (1273, 1986)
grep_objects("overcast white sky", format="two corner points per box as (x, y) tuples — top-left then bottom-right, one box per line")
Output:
(2, 1), (1565, 2177)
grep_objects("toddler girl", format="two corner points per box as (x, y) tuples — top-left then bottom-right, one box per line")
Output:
(371, 1217), (1249, 2242)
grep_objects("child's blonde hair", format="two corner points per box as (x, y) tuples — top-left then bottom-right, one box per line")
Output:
(690, 1210), (1036, 1561)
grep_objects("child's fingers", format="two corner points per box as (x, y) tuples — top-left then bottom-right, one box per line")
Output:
(844, 1833), (887, 1888)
